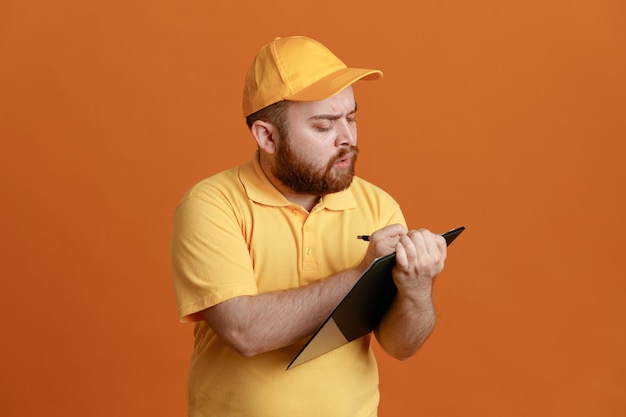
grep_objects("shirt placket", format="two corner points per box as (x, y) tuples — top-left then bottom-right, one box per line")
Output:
(301, 213), (318, 281)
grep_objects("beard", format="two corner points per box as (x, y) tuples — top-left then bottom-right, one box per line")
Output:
(272, 137), (359, 196)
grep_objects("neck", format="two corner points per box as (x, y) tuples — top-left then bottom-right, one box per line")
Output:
(281, 190), (320, 212)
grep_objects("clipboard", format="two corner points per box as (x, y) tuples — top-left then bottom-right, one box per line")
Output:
(287, 226), (465, 370)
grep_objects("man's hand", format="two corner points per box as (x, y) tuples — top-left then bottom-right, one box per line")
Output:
(374, 228), (447, 361)
(357, 223), (408, 273)
(393, 228), (447, 297)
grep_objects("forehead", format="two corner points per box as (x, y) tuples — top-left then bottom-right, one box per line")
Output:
(287, 86), (356, 119)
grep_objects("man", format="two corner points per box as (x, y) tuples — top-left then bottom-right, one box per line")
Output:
(171, 36), (447, 417)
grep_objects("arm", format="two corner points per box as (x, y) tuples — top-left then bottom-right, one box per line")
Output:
(201, 223), (409, 357)
(201, 268), (360, 357)
(374, 229), (447, 361)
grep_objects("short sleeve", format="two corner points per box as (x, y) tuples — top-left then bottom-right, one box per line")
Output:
(171, 193), (258, 322)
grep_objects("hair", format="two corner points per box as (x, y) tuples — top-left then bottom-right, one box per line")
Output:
(245, 100), (291, 138)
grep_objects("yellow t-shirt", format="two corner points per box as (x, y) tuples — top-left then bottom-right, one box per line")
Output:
(171, 154), (406, 417)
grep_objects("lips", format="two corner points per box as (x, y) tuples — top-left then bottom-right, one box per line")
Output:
(334, 152), (354, 169)
(330, 146), (359, 172)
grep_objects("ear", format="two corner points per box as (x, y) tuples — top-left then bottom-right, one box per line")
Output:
(250, 120), (279, 154)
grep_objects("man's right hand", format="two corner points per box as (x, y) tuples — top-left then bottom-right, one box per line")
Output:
(357, 223), (408, 272)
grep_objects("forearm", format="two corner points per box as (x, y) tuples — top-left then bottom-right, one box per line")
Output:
(201, 267), (363, 357)
(374, 290), (436, 361)
(374, 229), (446, 360)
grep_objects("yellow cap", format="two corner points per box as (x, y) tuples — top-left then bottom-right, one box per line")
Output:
(243, 36), (383, 117)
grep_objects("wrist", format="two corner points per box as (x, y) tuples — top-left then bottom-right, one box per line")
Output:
(395, 283), (434, 308)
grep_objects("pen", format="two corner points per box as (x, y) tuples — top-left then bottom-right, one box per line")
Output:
(356, 226), (465, 245)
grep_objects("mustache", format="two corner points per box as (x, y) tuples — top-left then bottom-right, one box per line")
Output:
(331, 146), (359, 163)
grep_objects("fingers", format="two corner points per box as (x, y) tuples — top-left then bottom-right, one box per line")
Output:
(370, 223), (407, 242)
(394, 229), (447, 276)
(368, 223), (408, 253)
(395, 241), (408, 269)
(415, 229), (447, 258)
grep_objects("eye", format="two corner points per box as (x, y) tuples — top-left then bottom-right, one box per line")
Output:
(313, 124), (332, 132)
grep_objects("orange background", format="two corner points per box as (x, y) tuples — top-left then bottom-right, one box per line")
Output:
(1, 1), (625, 416)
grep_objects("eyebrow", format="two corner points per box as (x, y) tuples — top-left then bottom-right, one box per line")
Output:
(308, 102), (358, 121)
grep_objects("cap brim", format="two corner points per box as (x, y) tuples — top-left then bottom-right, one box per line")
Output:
(284, 68), (383, 102)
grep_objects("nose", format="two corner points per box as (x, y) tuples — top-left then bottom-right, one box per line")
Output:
(335, 118), (357, 147)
